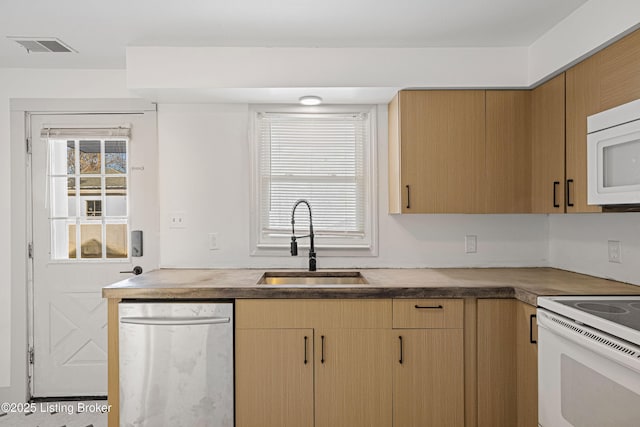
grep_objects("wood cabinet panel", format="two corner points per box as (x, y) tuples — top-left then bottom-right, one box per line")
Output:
(236, 329), (314, 427)
(516, 302), (538, 427)
(393, 329), (464, 427)
(531, 74), (566, 213)
(477, 299), (517, 427)
(565, 55), (602, 213)
(392, 298), (463, 329)
(236, 299), (392, 329)
(600, 29), (640, 110)
(485, 90), (532, 213)
(315, 329), (393, 427)
(392, 90), (486, 213)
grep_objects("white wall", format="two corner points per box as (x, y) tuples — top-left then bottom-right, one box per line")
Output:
(158, 103), (549, 269)
(549, 214), (640, 286)
(0, 68), (135, 398)
(528, 0), (640, 84)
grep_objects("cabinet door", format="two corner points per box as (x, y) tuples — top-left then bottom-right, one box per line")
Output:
(600, 29), (640, 111)
(398, 90), (486, 213)
(394, 329), (464, 427)
(485, 91), (532, 213)
(315, 329), (392, 427)
(531, 74), (566, 213)
(477, 299), (517, 427)
(236, 329), (314, 427)
(516, 302), (538, 427)
(566, 55), (602, 213)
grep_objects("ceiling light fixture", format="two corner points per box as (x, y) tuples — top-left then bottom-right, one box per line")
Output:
(299, 96), (323, 106)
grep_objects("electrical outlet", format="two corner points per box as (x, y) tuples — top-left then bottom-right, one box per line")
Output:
(209, 233), (219, 250)
(169, 212), (187, 229)
(608, 240), (621, 263)
(465, 235), (477, 253)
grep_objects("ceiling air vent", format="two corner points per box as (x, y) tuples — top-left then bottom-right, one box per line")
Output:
(8, 37), (76, 53)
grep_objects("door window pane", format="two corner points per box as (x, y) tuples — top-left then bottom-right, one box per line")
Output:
(105, 141), (127, 174)
(106, 224), (128, 258)
(50, 177), (77, 217)
(49, 140), (75, 175)
(79, 140), (101, 174)
(106, 177), (127, 216)
(80, 224), (102, 258)
(48, 137), (129, 261)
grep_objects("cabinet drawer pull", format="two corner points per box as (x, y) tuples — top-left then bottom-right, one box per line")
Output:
(553, 181), (560, 208)
(399, 335), (404, 364)
(530, 314), (537, 344)
(567, 179), (574, 207)
(304, 336), (308, 364)
(414, 304), (443, 309)
(321, 335), (325, 364)
(406, 185), (411, 209)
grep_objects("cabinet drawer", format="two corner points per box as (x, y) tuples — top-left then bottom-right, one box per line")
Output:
(236, 299), (392, 329)
(393, 299), (463, 329)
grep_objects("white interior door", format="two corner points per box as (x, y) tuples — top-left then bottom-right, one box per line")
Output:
(29, 112), (158, 397)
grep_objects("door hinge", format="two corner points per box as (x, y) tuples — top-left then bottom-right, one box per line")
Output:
(28, 242), (33, 259)
(29, 347), (34, 365)
(26, 137), (32, 154)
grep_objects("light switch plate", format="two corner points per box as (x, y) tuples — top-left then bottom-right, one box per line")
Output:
(465, 235), (477, 253)
(608, 240), (621, 263)
(209, 233), (219, 250)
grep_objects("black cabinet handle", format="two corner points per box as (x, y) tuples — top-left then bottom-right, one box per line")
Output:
(399, 336), (404, 364)
(304, 336), (308, 364)
(321, 335), (325, 364)
(406, 185), (411, 209)
(553, 181), (560, 208)
(530, 314), (537, 344)
(415, 304), (443, 309)
(567, 179), (574, 207)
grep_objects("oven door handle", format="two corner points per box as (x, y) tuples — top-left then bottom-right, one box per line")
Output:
(537, 309), (640, 374)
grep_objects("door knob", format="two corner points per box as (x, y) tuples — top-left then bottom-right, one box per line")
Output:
(120, 266), (143, 275)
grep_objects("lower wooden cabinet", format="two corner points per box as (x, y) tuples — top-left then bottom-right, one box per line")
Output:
(235, 328), (314, 427)
(476, 299), (538, 427)
(393, 329), (464, 427)
(236, 298), (536, 427)
(516, 301), (538, 427)
(315, 329), (393, 427)
(235, 299), (464, 427)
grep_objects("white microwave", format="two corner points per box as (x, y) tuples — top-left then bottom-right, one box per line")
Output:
(587, 98), (640, 205)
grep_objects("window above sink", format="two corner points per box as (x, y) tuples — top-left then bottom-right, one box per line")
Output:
(249, 104), (378, 257)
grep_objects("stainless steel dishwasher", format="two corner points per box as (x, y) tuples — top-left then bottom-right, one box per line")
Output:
(119, 302), (234, 427)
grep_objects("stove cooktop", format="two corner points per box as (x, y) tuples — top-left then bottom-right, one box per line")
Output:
(538, 296), (640, 346)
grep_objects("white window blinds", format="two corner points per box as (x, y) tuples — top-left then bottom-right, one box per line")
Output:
(256, 112), (371, 246)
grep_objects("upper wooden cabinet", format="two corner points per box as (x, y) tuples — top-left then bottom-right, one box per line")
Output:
(566, 55), (602, 213)
(531, 73), (566, 214)
(485, 91), (532, 213)
(388, 90), (486, 213)
(565, 29), (640, 213)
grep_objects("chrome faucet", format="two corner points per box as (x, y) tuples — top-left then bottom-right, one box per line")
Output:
(290, 199), (316, 271)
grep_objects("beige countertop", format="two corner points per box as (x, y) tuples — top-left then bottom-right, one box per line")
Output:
(102, 267), (640, 306)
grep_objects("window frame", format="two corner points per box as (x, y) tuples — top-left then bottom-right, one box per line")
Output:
(249, 104), (378, 257)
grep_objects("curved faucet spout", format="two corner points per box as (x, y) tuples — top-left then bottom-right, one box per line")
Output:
(291, 199), (316, 271)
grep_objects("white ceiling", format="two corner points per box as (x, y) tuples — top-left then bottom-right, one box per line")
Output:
(1, 0), (587, 69)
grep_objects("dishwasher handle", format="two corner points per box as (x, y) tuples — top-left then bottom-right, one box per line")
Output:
(120, 316), (231, 326)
